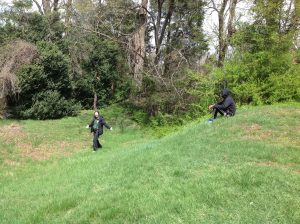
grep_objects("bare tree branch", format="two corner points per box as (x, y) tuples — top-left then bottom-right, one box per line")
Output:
(33, 0), (44, 15)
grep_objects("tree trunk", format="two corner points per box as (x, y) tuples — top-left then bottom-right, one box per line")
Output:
(93, 92), (97, 111)
(33, 0), (44, 14)
(53, 0), (59, 12)
(130, 0), (148, 89)
(216, 0), (238, 67)
(0, 97), (6, 118)
(228, 0), (238, 38)
(42, 0), (51, 14)
(164, 28), (172, 75)
(65, 0), (72, 27)
(217, 0), (228, 67)
(64, 0), (81, 77)
(154, 0), (175, 64)
(155, 0), (163, 55)
(289, 0), (300, 32)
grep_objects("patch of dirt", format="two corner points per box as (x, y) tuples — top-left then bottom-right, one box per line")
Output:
(231, 122), (300, 147)
(18, 141), (85, 161)
(295, 124), (300, 132)
(0, 123), (25, 142)
(4, 159), (20, 167)
(21, 146), (65, 161)
(236, 123), (274, 140)
(263, 108), (300, 116)
(0, 123), (85, 161)
(254, 161), (300, 175)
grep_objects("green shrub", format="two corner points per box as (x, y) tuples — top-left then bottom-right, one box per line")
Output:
(266, 67), (300, 103)
(77, 37), (128, 108)
(21, 91), (80, 119)
(17, 64), (47, 101)
(215, 23), (300, 105)
(14, 41), (79, 119)
(216, 53), (300, 105)
(37, 41), (72, 96)
(183, 69), (216, 116)
(128, 69), (216, 128)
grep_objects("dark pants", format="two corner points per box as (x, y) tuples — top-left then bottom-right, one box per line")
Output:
(93, 130), (102, 151)
(212, 108), (233, 119)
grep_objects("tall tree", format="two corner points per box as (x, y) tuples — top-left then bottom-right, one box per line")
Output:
(42, 0), (51, 14)
(207, 0), (239, 67)
(129, 0), (148, 89)
(151, 0), (175, 64)
(33, 0), (60, 14)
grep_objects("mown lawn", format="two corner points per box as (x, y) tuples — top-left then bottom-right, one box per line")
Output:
(0, 104), (299, 223)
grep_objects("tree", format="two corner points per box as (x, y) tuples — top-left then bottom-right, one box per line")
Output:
(206, 0), (239, 66)
(129, 0), (148, 89)
(14, 41), (80, 119)
(129, 0), (208, 116)
(214, 0), (300, 105)
(32, 0), (60, 14)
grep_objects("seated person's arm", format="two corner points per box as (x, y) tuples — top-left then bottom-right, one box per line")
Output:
(214, 98), (231, 110)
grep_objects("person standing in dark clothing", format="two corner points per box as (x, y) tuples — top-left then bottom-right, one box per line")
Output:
(87, 111), (112, 151)
(208, 89), (236, 120)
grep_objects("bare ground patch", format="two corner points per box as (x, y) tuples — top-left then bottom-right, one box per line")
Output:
(0, 123), (86, 162)
(245, 124), (273, 140)
(252, 161), (300, 175)
(4, 159), (21, 167)
(233, 123), (273, 140)
(231, 123), (300, 147)
(0, 123), (25, 142)
(18, 141), (86, 161)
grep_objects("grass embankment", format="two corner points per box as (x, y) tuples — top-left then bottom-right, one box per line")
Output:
(0, 104), (299, 223)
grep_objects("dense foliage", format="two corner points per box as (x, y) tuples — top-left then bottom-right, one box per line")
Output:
(214, 0), (300, 105)
(0, 0), (299, 121)
(74, 37), (129, 108)
(215, 25), (300, 105)
(15, 42), (80, 119)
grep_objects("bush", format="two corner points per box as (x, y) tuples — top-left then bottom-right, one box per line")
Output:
(127, 69), (216, 127)
(266, 67), (300, 103)
(14, 41), (80, 119)
(214, 23), (300, 105)
(17, 64), (46, 99)
(215, 53), (300, 105)
(183, 69), (216, 116)
(76, 37), (128, 109)
(37, 41), (72, 96)
(21, 91), (80, 119)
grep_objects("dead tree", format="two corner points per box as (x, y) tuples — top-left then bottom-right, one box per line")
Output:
(0, 41), (38, 115)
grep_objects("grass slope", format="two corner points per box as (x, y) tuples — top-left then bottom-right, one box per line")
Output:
(0, 104), (299, 223)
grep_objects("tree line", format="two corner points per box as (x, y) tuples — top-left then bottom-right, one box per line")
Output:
(0, 0), (299, 122)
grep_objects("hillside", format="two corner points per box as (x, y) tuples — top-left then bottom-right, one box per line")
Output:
(0, 104), (299, 223)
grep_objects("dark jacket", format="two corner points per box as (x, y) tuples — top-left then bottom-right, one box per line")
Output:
(213, 89), (236, 115)
(89, 116), (111, 135)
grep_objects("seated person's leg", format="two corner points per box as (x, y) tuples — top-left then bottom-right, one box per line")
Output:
(224, 109), (235, 117)
(213, 108), (226, 119)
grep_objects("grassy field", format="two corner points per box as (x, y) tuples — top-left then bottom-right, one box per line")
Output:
(0, 104), (299, 223)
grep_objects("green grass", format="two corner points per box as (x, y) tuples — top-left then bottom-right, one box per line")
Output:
(0, 104), (299, 223)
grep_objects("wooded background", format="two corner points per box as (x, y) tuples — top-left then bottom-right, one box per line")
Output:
(0, 0), (299, 122)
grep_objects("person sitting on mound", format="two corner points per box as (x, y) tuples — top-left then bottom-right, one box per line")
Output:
(208, 89), (236, 120)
